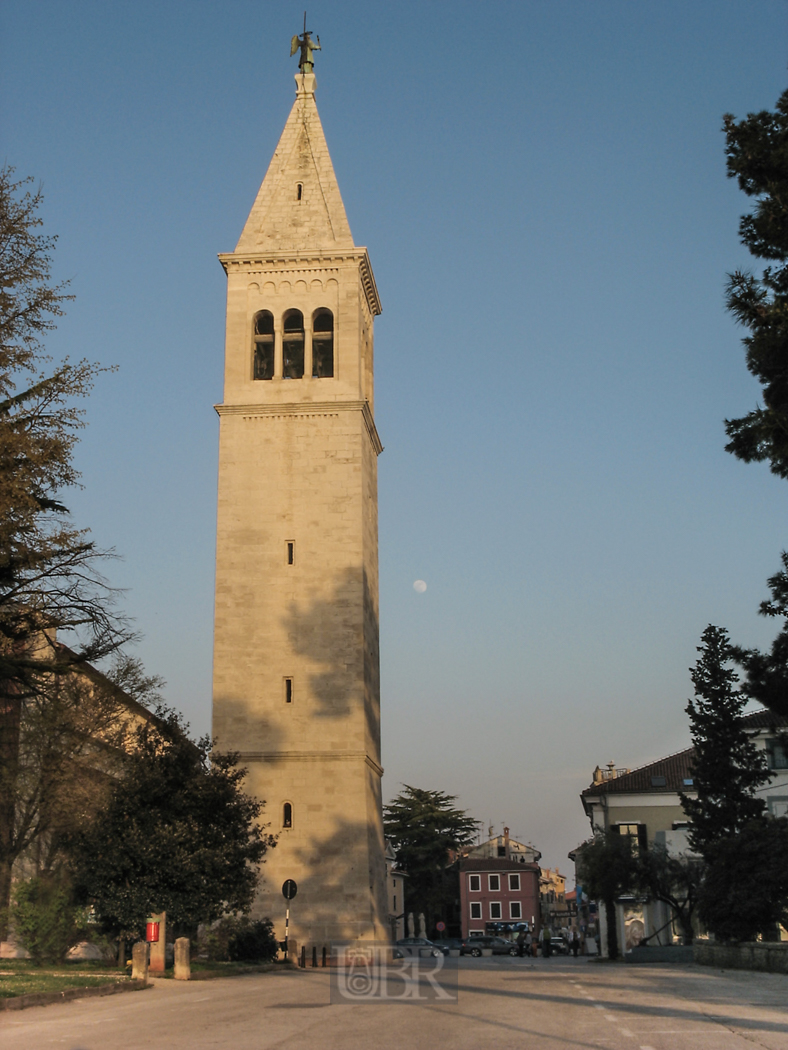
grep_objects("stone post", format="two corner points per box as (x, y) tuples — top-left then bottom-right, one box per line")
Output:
(131, 941), (148, 982)
(148, 911), (167, 973)
(174, 937), (191, 980)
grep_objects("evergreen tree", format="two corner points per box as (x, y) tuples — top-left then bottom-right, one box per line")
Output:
(383, 786), (479, 936)
(732, 552), (788, 717)
(722, 89), (788, 477)
(0, 167), (131, 934)
(68, 707), (275, 940)
(680, 626), (771, 857)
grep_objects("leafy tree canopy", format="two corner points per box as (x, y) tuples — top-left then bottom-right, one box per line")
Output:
(723, 89), (788, 477)
(698, 816), (788, 943)
(574, 831), (636, 960)
(681, 626), (770, 857)
(68, 708), (275, 939)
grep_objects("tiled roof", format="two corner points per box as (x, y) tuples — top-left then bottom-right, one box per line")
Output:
(741, 709), (788, 730)
(582, 708), (787, 799)
(583, 748), (695, 797)
(460, 858), (540, 874)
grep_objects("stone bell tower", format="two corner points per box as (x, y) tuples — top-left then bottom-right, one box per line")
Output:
(211, 58), (388, 951)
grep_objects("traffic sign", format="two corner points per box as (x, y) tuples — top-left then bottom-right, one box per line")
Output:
(436, 921), (446, 932)
(282, 879), (298, 900)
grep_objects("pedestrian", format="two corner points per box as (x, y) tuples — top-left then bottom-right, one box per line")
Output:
(525, 930), (533, 957)
(569, 926), (580, 958)
(516, 928), (526, 958)
(542, 926), (552, 959)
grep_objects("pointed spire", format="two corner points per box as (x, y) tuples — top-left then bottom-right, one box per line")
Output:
(235, 74), (354, 253)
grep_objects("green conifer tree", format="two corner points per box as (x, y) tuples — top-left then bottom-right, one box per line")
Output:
(680, 626), (770, 858)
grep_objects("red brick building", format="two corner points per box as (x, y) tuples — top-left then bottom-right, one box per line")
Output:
(459, 858), (541, 938)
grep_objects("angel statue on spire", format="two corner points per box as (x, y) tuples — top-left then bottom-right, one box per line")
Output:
(290, 16), (321, 74)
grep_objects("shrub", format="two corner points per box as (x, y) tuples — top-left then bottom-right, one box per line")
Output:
(227, 918), (278, 961)
(201, 916), (278, 962)
(12, 877), (86, 965)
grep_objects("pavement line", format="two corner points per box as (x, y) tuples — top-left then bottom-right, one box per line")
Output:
(620, 1029), (634, 1038)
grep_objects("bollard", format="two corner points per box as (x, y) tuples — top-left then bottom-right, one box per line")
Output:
(131, 941), (148, 982)
(322, 946), (327, 968)
(312, 946), (317, 968)
(174, 937), (191, 981)
(300, 945), (306, 968)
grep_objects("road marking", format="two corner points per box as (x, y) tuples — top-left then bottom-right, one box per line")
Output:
(593, 1004), (604, 1010)
(620, 1029), (634, 1038)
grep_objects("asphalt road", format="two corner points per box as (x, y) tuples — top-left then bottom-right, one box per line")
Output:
(2, 955), (787, 1050)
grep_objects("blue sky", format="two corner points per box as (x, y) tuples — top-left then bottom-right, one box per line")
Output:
(2, 0), (787, 872)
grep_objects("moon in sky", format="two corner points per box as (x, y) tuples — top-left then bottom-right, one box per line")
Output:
(413, 580), (427, 593)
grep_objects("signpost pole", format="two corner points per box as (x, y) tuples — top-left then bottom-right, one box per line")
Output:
(281, 880), (298, 960)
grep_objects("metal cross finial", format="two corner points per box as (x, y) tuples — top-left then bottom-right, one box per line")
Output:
(290, 13), (321, 74)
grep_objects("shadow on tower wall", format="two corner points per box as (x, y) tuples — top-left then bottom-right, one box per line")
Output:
(282, 564), (380, 754)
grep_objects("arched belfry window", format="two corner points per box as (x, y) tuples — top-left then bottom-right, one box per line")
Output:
(282, 310), (304, 379)
(312, 309), (334, 378)
(283, 802), (293, 828)
(253, 311), (274, 380)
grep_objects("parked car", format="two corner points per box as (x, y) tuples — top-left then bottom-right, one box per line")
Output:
(433, 938), (463, 955)
(549, 937), (569, 956)
(394, 937), (443, 958)
(461, 936), (519, 957)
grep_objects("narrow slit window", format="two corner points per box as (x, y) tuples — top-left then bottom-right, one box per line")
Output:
(253, 311), (274, 380)
(286, 541), (295, 565)
(296, 183), (303, 201)
(284, 678), (293, 704)
(283, 802), (292, 828)
(312, 309), (334, 378)
(282, 310), (304, 379)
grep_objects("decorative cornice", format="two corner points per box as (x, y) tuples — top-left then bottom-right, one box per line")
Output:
(218, 248), (382, 317)
(214, 399), (383, 455)
(233, 749), (384, 777)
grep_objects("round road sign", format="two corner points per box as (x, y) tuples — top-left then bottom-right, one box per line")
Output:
(436, 921), (446, 932)
(282, 879), (298, 900)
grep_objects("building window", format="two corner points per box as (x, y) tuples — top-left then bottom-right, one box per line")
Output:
(286, 540), (295, 565)
(296, 182), (303, 201)
(282, 310), (305, 379)
(489, 902), (502, 920)
(470, 902), (482, 920)
(497, 845), (506, 857)
(283, 802), (292, 828)
(766, 739), (788, 770)
(613, 822), (648, 849)
(468, 874), (481, 893)
(488, 874), (500, 892)
(510, 901), (522, 919)
(284, 678), (293, 703)
(312, 309), (334, 377)
(509, 873), (520, 891)
(768, 797), (788, 819)
(253, 311), (274, 380)
(393, 895), (397, 910)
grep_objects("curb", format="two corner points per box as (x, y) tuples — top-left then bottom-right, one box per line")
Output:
(0, 978), (149, 1012)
